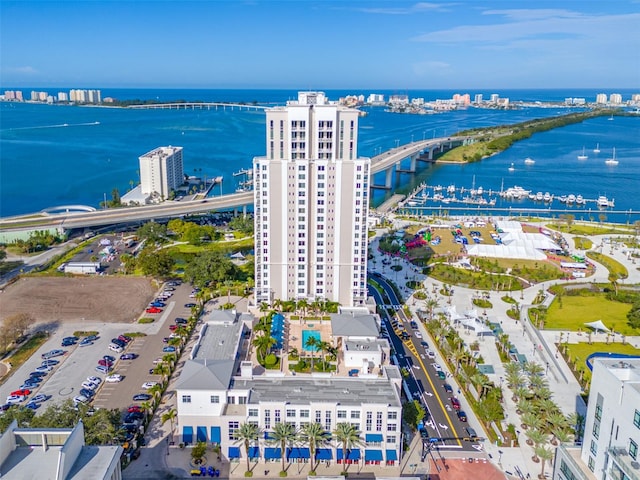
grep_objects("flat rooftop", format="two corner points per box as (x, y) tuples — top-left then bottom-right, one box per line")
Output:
(234, 368), (401, 407)
(191, 310), (248, 361)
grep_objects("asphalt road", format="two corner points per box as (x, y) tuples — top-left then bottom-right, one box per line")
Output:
(368, 273), (476, 453)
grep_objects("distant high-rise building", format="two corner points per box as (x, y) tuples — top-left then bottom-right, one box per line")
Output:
(595, 93), (608, 104)
(474, 94), (483, 104)
(253, 91), (370, 307)
(490, 93), (499, 103)
(609, 93), (622, 104)
(366, 93), (385, 104)
(57, 92), (68, 102)
(139, 146), (184, 200)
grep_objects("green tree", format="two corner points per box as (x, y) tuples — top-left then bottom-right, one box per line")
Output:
(182, 223), (204, 245)
(136, 248), (175, 278)
(402, 400), (426, 431)
(161, 408), (177, 441)
(82, 408), (121, 445)
(235, 422), (260, 473)
(0, 406), (35, 431)
(269, 422), (297, 474)
(300, 422), (329, 474)
(136, 221), (168, 243)
(184, 251), (238, 288)
(333, 422), (364, 473)
(228, 215), (254, 235)
(192, 441), (208, 462)
(537, 445), (554, 477)
(253, 333), (276, 365)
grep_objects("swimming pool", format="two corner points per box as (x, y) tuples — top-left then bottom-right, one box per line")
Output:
(302, 330), (321, 351)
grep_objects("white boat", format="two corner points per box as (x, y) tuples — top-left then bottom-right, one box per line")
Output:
(433, 185), (443, 192)
(593, 143), (600, 154)
(477, 186), (484, 195)
(503, 186), (530, 199)
(558, 195), (567, 203)
(608, 114), (614, 121)
(447, 184), (456, 194)
(566, 194), (576, 204)
(508, 162), (515, 172)
(596, 195), (609, 208)
(528, 193), (536, 200)
(524, 157), (535, 165)
(577, 147), (588, 160)
(543, 192), (552, 202)
(576, 195), (585, 205)
(605, 148), (619, 165)
(535, 192), (543, 201)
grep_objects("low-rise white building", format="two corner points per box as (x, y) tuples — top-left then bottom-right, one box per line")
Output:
(175, 308), (403, 468)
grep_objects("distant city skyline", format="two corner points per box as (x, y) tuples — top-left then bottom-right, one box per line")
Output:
(1, 1), (639, 89)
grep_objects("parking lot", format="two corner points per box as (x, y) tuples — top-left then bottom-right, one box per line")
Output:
(0, 281), (196, 416)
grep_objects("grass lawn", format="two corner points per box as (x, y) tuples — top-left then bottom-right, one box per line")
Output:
(586, 251), (628, 279)
(546, 223), (632, 236)
(563, 342), (640, 388)
(546, 296), (635, 335)
(573, 237), (593, 250)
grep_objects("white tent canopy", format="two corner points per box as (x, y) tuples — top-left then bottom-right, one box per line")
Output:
(584, 320), (610, 333)
(466, 243), (548, 260)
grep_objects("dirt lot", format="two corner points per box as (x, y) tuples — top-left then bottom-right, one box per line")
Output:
(0, 277), (157, 325)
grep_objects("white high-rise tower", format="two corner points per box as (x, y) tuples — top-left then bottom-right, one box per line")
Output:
(253, 92), (370, 307)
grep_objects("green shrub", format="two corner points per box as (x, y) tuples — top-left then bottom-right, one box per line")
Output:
(265, 354), (278, 368)
(73, 330), (99, 337)
(138, 317), (154, 324)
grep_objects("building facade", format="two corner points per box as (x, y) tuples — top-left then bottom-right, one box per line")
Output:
(139, 146), (184, 200)
(253, 91), (370, 307)
(552, 358), (640, 480)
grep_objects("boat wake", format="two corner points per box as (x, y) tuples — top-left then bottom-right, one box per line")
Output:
(5, 121), (100, 131)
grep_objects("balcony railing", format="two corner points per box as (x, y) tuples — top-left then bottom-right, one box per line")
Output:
(609, 447), (640, 480)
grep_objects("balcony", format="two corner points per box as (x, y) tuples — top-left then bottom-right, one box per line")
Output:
(609, 447), (640, 480)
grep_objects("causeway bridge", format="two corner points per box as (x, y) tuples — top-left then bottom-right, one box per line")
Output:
(0, 136), (470, 231)
(127, 102), (267, 111)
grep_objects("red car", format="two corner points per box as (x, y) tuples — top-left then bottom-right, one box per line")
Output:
(98, 359), (114, 367)
(450, 397), (461, 410)
(11, 389), (31, 397)
(169, 324), (178, 331)
(128, 405), (142, 413)
(146, 307), (162, 314)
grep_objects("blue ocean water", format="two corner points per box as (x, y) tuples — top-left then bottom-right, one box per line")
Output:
(1, 88), (638, 219)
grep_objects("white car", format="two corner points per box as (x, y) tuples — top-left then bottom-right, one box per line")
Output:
(141, 381), (158, 390)
(414, 331), (423, 339)
(6, 395), (25, 404)
(87, 376), (102, 385)
(73, 395), (89, 405)
(427, 351), (436, 359)
(105, 374), (123, 383)
(81, 381), (97, 390)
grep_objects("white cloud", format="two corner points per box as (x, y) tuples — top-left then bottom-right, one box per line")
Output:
(357, 2), (457, 15)
(412, 60), (451, 76)
(5, 66), (39, 75)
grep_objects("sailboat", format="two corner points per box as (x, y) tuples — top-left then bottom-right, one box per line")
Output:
(608, 114), (614, 121)
(524, 157), (535, 165)
(577, 147), (588, 160)
(593, 143), (600, 154)
(605, 148), (619, 166)
(508, 162), (515, 172)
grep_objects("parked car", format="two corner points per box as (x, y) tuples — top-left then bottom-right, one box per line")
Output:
(87, 376), (102, 385)
(61, 338), (77, 347)
(29, 372), (47, 379)
(169, 324), (178, 331)
(109, 344), (124, 353)
(420, 341), (429, 348)
(79, 388), (95, 398)
(41, 359), (59, 367)
(111, 338), (126, 348)
(103, 355), (116, 362)
(10, 389), (31, 397)
(443, 383), (453, 393)
(175, 318), (187, 325)
(162, 346), (176, 353)
(414, 331), (423, 339)
(35, 365), (53, 373)
(146, 307), (162, 314)
(184, 303), (196, 308)
(125, 412), (144, 422)
(133, 393), (152, 401)
(73, 395), (89, 405)
(105, 374), (123, 383)
(98, 359), (114, 367)
(457, 410), (468, 422)
(149, 302), (165, 308)
(6, 395), (25, 405)
(450, 397), (461, 410)
(31, 393), (51, 403)
(25, 401), (41, 410)
(141, 382), (158, 390)
(120, 353), (138, 360)
(465, 426), (478, 439)
(95, 365), (111, 374)
(118, 335), (132, 344)
(437, 370), (447, 380)
(128, 405), (142, 413)
(427, 351), (436, 359)
(81, 381), (97, 390)
(41, 350), (65, 359)
(63, 336), (79, 343)
(79, 338), (94, 347)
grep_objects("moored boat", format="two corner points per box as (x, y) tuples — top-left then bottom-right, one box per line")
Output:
(524, 157), (535, 165)
(605, 147), (619, 166)
(577, 146), (588, 160)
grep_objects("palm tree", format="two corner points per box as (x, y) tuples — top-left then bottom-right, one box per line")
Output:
(521, 412), (543, 431)
(235, 422), (260, 473)
(318, 341), (332, 371)
(161, 408), (177, 441)
(526, 428), (548, 448)
(270, 422), (297, 474)
(140, 400), (154, 425)
(517, 399), (535, 416)
(504, 361), (523, 378)
(333, 422), (364, 473)
(300, 422), (329, 473)
(552, 428), (574, 445)
(153, 362), (171, 383)
(452, 349), (466, 375)
(567, 412), (586, 442)
(253, 333), (277, 364)
(148, 383), (164, 405)
(296, 299), (309, 317)
(305, 335), (320, 371)
(513, 386), (530, 403)
(537, 445), (554, 476)
(524, 362), (545, 379)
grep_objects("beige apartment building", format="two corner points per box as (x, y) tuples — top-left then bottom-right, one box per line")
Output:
(253, 91), (370, 307)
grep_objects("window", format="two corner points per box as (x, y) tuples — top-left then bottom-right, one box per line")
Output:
(182, 395), (191, 403)
(590, 440), (597, 455)
(248, 409), (259, 417)
(634, 410), (640, 429)
(595, 404), (602, 421)
(351, 411), (360, 419)
(229, 421), (239, 440)
(630, 439), (638, 460)
(387, 423), (396, 432)
(265, 410), (271, 429)
(287, 409), (296, 418)
(559, 460), (578, 480)
(587, 456), (594, 472)
(210, 395), (219, 403)
(592, 422), (600, 439)
(388, 412), (397, 420)
(337, 410), (346, 419)
(386, 436), (396, 444)
(275, 410), (281, 422)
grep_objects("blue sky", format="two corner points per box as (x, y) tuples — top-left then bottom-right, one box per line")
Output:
(1, 1), (639, 89)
